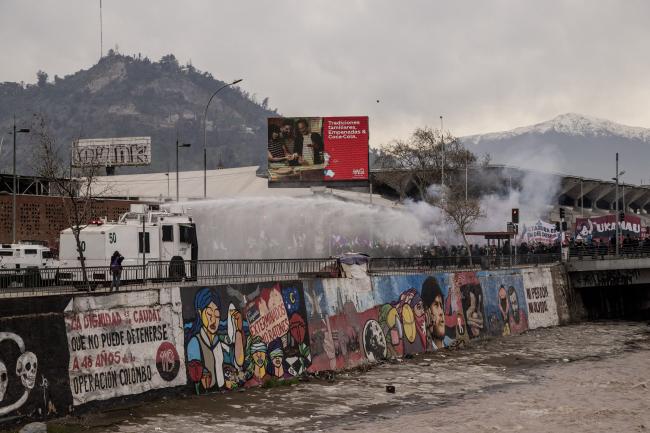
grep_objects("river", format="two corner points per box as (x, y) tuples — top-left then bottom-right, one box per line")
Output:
(52, 321), (650, 433)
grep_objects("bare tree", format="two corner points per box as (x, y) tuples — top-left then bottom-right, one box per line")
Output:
(427, 183), (484, 265)
(376, 127), (478, 201)
(31, 115), (110, 289)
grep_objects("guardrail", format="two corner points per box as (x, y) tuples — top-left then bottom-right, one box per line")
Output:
(368, 254), (560, 274)
(567, 244), (650, 260)
(0, 254), (561, 298)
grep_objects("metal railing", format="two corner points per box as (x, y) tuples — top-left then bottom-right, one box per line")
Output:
(0, 254), (561, 298)
(368, 254), (560, 274)
(0, 258), (340, 297)
(567, 243), (650, 261)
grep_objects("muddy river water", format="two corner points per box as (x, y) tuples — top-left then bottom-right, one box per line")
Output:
(54, 321), (650, 433)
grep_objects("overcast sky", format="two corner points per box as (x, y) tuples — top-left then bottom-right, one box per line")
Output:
(1, 0), (649, 146)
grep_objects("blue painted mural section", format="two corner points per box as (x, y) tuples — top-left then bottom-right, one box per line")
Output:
(477, 270), (528, 336)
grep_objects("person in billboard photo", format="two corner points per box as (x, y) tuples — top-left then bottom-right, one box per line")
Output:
(267, 124), (291, 163)
(281, 119), (296, 153)
(293, 118), (324, 165)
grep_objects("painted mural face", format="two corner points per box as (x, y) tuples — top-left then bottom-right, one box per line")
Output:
(467, 291), (483, 337)
(429, 295), (445, 338)
(201, 302), (220, 335)
(498, 286), (509, 320)
(362, 320), (387, 361)
(252, 351), (267, 368)
(508, 286), (520, 324)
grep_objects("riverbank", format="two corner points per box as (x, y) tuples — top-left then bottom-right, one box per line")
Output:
(44, 321), (649, 433)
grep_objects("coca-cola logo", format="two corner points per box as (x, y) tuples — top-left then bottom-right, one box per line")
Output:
(352, 168), (366, 177)
(155, 342), (180, 382)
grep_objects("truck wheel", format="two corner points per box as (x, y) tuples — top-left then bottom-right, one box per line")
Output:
(169, 256), (186, 281)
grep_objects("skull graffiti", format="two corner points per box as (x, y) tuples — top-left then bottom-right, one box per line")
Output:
(0, 360), (7, 401)
(15, 351), (37, 390)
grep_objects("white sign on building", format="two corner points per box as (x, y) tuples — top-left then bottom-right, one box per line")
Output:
(72, 137), (151, 167)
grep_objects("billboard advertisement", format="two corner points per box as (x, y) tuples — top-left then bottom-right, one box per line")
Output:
(267, 116), (369, 186)
(72, 137), (151, 167)
(575, 213), (642, 241)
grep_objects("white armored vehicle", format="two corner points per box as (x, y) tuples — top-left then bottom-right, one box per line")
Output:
(58, 204), (198, 284)
(0, 242), (59, 287)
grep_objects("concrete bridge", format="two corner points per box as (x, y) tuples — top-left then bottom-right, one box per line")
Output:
(564, 253), (650, 317)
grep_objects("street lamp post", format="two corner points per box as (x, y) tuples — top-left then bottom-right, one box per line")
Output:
(176, 139), (191, 202)
(613, 153), (625, 256)
(202, 78), (243, 198)
(11, 115), (30, 244)
(440, 115), (444, 188)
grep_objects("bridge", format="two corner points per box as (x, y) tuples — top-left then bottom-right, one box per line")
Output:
(565, 246), (650, 317)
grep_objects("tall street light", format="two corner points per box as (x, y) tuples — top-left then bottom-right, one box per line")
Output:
(10, 115), (30, 243)
(202, 78), (243, 198)
(176, 139), (191, 202)
(440, 115), (445, 189)
(612, 152), (625, 256)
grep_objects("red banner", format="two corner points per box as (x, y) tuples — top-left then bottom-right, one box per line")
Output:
(575, 214), (642, 241)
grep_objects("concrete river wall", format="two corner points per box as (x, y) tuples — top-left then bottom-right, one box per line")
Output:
(0, 264), (573, 423)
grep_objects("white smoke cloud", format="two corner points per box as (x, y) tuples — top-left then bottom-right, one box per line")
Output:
(179, 196), (435, 259)
(476, 147), (561, 233)
(168, 147), (561, 258)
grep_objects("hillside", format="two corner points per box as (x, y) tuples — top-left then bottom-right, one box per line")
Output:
(0, 52), (276, 175)
(463, 113), (650, 183)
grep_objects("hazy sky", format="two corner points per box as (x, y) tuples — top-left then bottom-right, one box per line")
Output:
(1, 0), (649, 146)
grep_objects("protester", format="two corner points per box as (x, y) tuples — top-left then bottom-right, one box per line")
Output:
(110, 250), (124, 292)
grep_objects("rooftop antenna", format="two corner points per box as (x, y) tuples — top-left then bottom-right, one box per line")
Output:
(99, 0), (103, 59)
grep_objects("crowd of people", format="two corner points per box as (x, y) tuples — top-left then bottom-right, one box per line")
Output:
(569, 234), (650, 257)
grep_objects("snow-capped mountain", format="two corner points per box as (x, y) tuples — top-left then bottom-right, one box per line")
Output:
(463, 113), (650, 183)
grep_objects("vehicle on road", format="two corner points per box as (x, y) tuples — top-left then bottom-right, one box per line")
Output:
(58, 204), (198, 286)
(0, 242), (59, 287)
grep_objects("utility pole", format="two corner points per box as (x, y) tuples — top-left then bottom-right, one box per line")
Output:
(202, 79), (243, 198)
(615, 153), (619, 256)
(176, 136), (191, 202)
(99, 0), (103, 59)
(11, 115), (30, 244)
(465, 153), (468, 200)
(440, 115), (444, 188)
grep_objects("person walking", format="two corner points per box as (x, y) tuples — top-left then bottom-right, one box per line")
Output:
(110, 251), (124, 292)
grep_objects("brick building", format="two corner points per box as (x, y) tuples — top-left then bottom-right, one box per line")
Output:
(0, 194), (138, 249)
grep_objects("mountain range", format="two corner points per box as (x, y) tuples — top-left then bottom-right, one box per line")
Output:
(1, 54), (647, 184)
(0, 52), (276, 175)
(463, 113), (650, 184)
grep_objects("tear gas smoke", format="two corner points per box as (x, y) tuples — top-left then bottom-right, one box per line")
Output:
(177, 196), (435, 259)
(168, 151), (561, 259)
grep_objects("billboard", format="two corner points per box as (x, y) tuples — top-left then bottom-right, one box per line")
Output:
(575, 213), (642, 241)
(72, 137), (151, 167)
(267, 116), (369, 186)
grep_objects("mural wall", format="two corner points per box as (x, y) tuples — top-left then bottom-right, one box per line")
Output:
(64, 288), (187, 406)
(180, 281), (311, 392)
(0, 296), (72, 419)
(307, 267), (562, 370)
(0, 265), (566, 422)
